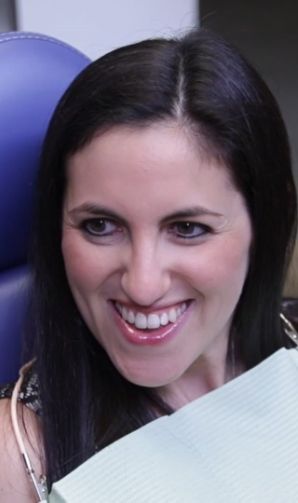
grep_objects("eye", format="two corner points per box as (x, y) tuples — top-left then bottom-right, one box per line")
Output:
(81, 218), (120, 237)
(168, 221), (211, 239)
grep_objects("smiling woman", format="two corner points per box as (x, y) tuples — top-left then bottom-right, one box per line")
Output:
(0, 29), (296, 501)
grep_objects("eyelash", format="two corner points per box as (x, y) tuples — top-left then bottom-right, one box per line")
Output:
(80, 218), (212, 241)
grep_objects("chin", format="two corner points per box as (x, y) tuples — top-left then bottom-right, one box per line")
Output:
(116, 363), (179, 389)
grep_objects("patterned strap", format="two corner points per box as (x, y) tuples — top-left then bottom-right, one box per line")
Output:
(0, 364), (42, 415)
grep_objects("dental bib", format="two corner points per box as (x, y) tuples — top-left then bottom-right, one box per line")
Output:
(49, 348), (298, 502)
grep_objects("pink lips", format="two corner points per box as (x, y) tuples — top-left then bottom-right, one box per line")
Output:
(111, 301), (191, 346)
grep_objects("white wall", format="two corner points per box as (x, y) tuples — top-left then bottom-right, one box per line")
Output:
(16, 0), (198, 59)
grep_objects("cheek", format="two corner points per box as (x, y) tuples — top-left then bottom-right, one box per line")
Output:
(61, 231), (108, 291)
(183, 237), (250, 293)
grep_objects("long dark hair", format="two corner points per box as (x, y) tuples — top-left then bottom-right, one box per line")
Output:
(30, 29), (296, 486)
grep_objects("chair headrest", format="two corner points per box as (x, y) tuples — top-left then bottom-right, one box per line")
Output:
(0, 32), (90, 270)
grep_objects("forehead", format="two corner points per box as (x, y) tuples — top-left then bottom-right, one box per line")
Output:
(66, 122), (233, 183)
(64, 122), (241, 218)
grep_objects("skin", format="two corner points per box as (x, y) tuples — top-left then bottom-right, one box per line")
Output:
(0, 400), (44, 502)
(62, 122), (252, 409)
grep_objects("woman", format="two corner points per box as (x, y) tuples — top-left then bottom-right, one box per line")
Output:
(0, 29), (296, 501)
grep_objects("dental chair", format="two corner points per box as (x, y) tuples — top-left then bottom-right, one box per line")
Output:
(0, 32), (90, 384)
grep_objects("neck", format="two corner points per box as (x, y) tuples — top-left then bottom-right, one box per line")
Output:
(158, 341), (242, 410)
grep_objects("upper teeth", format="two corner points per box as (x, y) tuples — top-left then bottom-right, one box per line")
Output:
(115, 302), (187, 330)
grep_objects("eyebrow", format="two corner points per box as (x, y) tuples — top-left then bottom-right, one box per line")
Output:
(68, 203), (223, 224)
(161, 207), (223, 223)
(68, 203), (128, 226)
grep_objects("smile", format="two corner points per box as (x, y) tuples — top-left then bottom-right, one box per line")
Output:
(115, 302), (187, 330)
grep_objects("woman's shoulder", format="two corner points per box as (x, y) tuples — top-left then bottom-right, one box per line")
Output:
(0, 363), (45, 501)
(0, 396), (45, 501)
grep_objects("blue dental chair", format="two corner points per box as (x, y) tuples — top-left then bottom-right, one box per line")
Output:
(0, 32), (90, 384)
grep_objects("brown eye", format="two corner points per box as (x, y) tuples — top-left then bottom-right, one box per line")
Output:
(169, 222), (210, 239)
(82, 218), (118, 236)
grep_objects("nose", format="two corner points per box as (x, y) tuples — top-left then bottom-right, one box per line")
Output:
(120, 240), (170, 306)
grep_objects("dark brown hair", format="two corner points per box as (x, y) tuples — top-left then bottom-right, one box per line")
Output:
(30, 29), (296, 486)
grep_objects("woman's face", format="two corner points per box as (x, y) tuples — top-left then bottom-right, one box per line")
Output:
(62, 123), (252, 392)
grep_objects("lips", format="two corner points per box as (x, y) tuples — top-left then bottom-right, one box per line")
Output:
(111, 300), (192, 345)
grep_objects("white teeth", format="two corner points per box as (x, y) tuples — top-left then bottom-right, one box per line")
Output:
(147, 314), (160, 329)
(135, 313), (147, 329)
(122, 306), (129, 321)
(160, 312), (169, 326)
(116, 301), (188, 330)
(168, 308), (177, 323)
